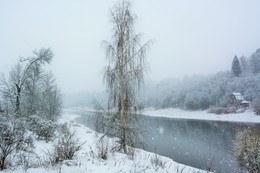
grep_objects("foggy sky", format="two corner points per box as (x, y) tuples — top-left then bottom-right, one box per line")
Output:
(1, 0), (260, 94)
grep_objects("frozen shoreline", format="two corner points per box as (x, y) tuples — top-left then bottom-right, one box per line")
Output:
(65, 106), (260, 123)
(144, 108), (260, 123)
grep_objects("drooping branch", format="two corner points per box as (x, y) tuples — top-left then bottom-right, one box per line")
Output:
(20, 48), (53, 86)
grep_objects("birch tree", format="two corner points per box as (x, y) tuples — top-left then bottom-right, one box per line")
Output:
(102, 0), (152, 154)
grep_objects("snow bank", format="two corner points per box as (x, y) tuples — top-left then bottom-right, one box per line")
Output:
(65, 106), (260, 123)
(144, 108), (260, 123)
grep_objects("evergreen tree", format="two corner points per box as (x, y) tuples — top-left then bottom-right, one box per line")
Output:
(231, 55), (242, 77)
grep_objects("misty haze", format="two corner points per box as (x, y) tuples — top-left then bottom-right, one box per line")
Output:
(0, 1), (260, 173)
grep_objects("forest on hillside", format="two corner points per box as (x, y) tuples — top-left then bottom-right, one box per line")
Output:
(140, 48), (260, 112)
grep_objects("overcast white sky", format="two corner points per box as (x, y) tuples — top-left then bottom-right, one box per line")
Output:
(1, 0), (260, 94)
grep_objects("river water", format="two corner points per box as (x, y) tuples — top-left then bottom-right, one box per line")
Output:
(76, 111), (260, 173)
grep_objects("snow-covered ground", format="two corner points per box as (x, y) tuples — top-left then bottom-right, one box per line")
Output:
(144, 108), (260, 123)
(6, 109), (208, 173)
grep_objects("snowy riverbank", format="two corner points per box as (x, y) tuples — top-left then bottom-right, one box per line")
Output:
(6, 109), (207, 173)
(66, 106), (260, 123)
(144, 108), (260, 123)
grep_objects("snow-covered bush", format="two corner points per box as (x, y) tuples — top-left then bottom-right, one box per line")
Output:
(253, 98), (260, 115)
(127, 147), (136, 160)
(16, 152), (41, 172)
(27, 115), (57, 142)
(150, 153), (167, 171)
(96, 138), (109, 160)
(46, 124), (84, 165)
(208, 106), (237, 114)
(234, 130), (260, 173)
(0, 115), (34, 170)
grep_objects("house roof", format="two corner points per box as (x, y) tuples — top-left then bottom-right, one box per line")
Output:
(232, 92), (244, 101)
(241, 100), (250, 104)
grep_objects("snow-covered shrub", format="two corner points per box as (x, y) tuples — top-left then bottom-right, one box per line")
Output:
(208, 106), (237, 114)
(27, 115), (57, 142)
(253, 98), (260, 115)
(0, 115), (34, 170)
(234, 130), (260, 173)
(127, 147), (136, 160)
(47, 124), (84, 165)
(96, 138), (108, 160)
(150, 153), (167, 171)
(16, 152), (41, 172)
(208, 107), (227, 114)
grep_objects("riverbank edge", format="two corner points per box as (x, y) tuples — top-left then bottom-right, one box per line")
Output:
(143, 108), (260, 124)
(65, 106), (260, 124)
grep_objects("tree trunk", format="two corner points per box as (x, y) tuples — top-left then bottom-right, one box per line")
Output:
(119, 34), (127, 153)
(121, 96), (127, 153)
(15, 83), (21, 116)
(0, 157), (5, 170)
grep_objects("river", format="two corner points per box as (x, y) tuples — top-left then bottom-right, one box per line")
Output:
(76, 110), (260, 173)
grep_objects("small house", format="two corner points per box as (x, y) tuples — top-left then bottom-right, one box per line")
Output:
(241, 100), (250, 108)
(230, 92), (249, 108)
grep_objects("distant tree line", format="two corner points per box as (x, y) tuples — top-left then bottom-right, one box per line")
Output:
(141, 48), (260, 113)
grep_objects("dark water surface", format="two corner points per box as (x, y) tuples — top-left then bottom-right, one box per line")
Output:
(75, 110), (260, 173)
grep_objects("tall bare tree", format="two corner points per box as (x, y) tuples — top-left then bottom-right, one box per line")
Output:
(102, 0), (152, 153)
